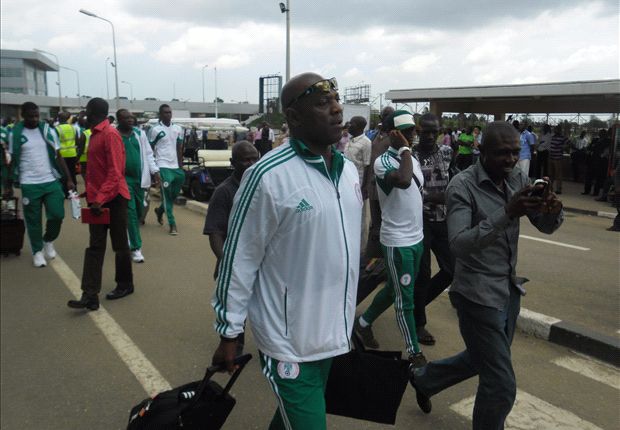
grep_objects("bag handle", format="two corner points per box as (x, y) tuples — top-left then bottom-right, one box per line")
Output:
(181, 354), (252, 414)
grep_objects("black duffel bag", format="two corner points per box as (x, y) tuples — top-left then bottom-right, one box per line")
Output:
(127, 354), (252, 430)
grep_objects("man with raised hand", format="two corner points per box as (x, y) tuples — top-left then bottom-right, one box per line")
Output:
(211, 73), (362, 430)
(354, 110), (427, 368)
(116, 109), (160, 263)
(149, 104), (184, 235)
(411, 121), (563, 429)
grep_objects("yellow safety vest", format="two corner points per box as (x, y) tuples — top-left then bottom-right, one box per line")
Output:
(79, 129), (92, 163)
(56, 123), (78, 158)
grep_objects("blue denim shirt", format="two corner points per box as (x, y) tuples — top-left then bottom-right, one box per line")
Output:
(446, 161), (563, 310)
(519, 130), (535, 160)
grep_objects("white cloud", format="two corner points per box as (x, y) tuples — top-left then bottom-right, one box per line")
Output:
(401, 53), (440, 73)
(343, 67), (362, 78)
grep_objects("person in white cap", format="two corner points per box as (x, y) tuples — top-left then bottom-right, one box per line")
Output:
(354, 110), (427, 368)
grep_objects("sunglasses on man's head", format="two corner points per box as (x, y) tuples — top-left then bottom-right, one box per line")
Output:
(285, 78), (338, 109)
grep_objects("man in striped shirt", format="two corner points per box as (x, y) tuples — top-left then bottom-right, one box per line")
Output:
(549, 125), (568, 194)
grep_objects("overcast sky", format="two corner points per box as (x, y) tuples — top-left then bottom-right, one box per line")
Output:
(1, 0), (618, 106)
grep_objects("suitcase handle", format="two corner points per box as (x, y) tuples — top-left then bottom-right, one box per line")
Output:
(181, 353), (252, 414)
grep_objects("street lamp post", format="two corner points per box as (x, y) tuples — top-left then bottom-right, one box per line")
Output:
(60, 66), (80, 106)
(214, 67), (218, 119)
(79, 9), (119, 109)
(105, 57), (111, 100)
(34, 48), (62, 110)
(121, 80), (133, 101)
(202, 64), (208, 104)
(279, 1), (290, 82)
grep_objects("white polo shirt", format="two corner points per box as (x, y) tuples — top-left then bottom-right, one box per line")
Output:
(374, 147), (424, 247)
(149, 121), (184, 169)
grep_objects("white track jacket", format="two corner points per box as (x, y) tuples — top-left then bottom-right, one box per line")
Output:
(212, 139), (362, 362)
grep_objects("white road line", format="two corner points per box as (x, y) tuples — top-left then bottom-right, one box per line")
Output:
(450, 390), (603, 430)
(552, 354), (620, 390)
(519, 235), (591, 251)
(50, 256), (172, 396)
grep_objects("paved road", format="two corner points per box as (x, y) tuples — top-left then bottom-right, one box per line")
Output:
(1, 199), (618, 429)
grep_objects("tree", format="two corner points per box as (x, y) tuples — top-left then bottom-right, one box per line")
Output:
(213, 97), (224, 103)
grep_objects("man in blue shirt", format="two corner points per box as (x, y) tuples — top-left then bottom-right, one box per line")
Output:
(514, 120), (535, 178)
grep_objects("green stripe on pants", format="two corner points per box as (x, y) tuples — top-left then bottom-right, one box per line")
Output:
(20, 180), (65, 253)
(361, 241), (424, 355)
(259, 351), (332, 430)
(126, 179), (143, 250)
(158, 168), (185, 227)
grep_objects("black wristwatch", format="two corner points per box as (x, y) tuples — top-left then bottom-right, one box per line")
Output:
(220, 335), (239, 343)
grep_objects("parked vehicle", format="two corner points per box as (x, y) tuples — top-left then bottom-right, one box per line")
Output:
(182, 149), (232, 201)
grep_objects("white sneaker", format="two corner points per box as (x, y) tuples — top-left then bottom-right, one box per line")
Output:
(43, 241), (57, 259)
(131, 249), (145, 263)
(33, 251), (47, 268)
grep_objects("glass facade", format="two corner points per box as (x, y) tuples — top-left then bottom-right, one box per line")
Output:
(0, 55), (49, 95)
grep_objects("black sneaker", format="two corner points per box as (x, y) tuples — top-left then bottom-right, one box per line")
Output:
(353, 317), (379, 349)
(67, 294), (99, 311)
(409, 365), (432, 414)
(155, 207), (164, 225)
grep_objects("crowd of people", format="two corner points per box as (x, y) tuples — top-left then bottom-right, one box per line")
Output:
(0, 71), (616, 429)
(204, 73), (566, 430)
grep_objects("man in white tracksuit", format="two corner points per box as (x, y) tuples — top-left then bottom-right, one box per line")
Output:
(211, 73), (362, 430)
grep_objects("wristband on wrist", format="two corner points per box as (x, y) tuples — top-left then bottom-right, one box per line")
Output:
(398, 146), (411, 156)
(220, 335), (239, 343)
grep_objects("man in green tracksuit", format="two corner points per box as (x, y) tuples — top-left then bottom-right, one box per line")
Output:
(6, 102), (74, 267)
(116, 109), (160, 262)
(148, 104), (184, 235)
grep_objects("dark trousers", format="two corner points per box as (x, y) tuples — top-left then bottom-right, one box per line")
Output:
(570, 150), (585, 182)
(61, 156), (78, 194)
(81, 195), (133, 297)
(414, 220), (455, 328)
(365, 198), (383, 259)
(534, 150), (549, 178)
(256, 140), (272, 157)
(584, 156), (607, 195)
(415, 288), (521, 430)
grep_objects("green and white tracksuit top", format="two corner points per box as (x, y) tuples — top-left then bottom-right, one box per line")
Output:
(9, 121), (62, 185)
(212, 138), (363, 363)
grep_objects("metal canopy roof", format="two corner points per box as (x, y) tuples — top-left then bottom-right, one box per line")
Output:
(0, 49), (59, 71)
(386, 79), (620, 114)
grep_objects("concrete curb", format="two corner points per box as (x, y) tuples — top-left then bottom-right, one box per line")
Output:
(517, 308), (619, 367)
(179, 198), (620, 367)
(563, 206), (616, 219)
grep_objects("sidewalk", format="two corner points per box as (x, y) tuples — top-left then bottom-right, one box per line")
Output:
(559, 180), (617, 219)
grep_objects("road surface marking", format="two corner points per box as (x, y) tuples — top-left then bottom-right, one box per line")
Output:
(519, 235), (590, 251)
(50, 256), (172, 396)
(552, 354), (620, 390)
(450, 390), (603, 430)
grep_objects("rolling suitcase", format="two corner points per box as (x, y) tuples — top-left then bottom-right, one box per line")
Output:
(1, 197), (25, 256)
(127, 354), (252, 430)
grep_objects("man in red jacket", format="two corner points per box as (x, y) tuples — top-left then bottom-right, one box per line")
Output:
(68, 98), (134, 311)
